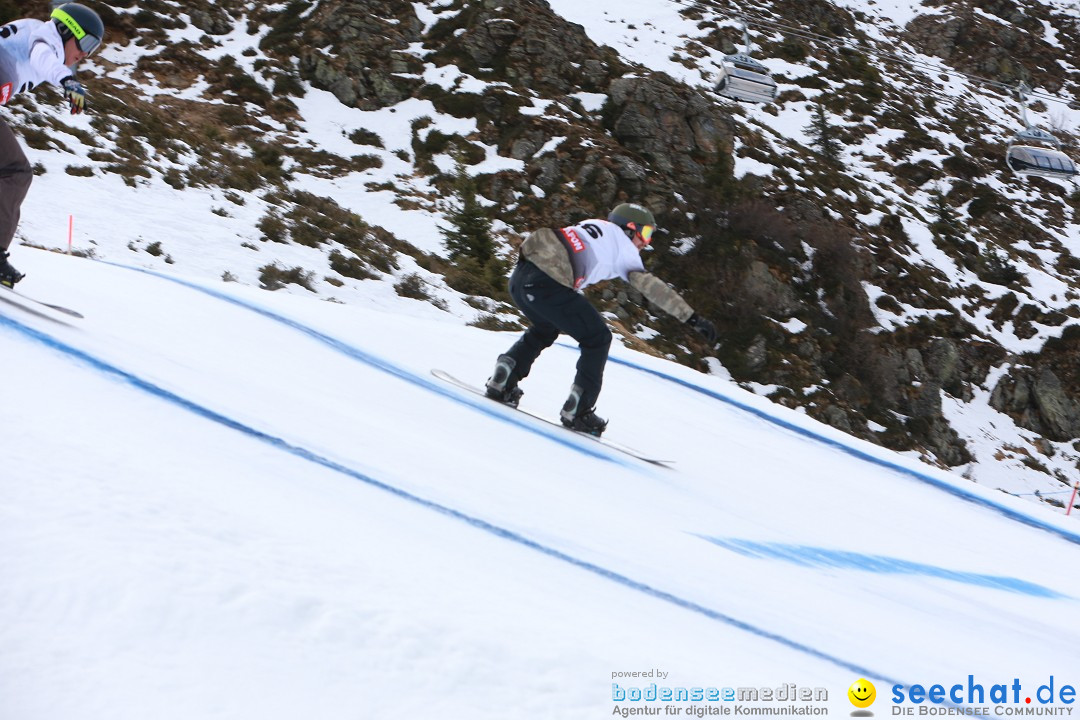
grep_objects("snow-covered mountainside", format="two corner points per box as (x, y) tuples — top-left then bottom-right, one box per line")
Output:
(3, 0), (1079, 508)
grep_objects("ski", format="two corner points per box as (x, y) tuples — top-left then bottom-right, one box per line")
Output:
(0, 286), (84, 318)
(432, 369), (673, 467)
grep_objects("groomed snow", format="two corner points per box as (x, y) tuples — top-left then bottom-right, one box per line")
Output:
(2, 249), (1079, 719)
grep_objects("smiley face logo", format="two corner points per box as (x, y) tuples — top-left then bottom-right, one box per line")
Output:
(848, 678), (876, 709)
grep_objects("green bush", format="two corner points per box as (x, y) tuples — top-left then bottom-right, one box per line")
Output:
(394, 274), (426, 300)
(976, 245), (1023, 286)
(349, 128), (384, 148)
(329, 249), (376, 280)
(258, 214), (288, 243)
(468, 314), (522, 331)
(258, 263), (315, 291)
(259, 0), (312, 52)
(163, 168), (185, 189)
(441, 169), (495, 264)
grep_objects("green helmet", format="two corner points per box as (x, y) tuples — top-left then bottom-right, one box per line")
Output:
(608, 203), (657, 241)
(52, 3), (104, 55)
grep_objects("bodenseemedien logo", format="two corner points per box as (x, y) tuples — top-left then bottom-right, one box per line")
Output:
(609, 676), (830, 717)
(849, 678), (877, 716)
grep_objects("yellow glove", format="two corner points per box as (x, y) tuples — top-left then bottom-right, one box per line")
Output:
(61, 77), (87, 115)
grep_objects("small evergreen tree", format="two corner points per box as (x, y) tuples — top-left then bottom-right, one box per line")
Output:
(928, 187), (964, 247)
(805, 102), (842, 168)
(977, 244), (1023, 286)
(441, 162), (494, 265)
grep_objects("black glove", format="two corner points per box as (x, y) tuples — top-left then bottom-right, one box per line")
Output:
(61, 77), (86, 115)
(687, 313), (717, 344)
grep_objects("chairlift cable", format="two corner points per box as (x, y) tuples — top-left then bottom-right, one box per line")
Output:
(736, 10), (1063, 104)
(672, 0), (1077, 108)
(677, 0), (1078, 179)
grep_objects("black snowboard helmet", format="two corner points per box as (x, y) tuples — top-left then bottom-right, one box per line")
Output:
(608, 202), (657, 244)
(52, 3), (104, 56)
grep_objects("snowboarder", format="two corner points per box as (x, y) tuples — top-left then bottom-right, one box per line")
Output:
(0, 3), (103, 288)
(485, 203), (717, 436)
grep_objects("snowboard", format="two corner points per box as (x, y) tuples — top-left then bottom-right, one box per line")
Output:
(0, 285), (84, 319)
(432, 369), (672, 467)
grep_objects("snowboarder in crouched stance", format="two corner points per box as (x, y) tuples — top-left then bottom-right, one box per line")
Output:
(485, 203), (716, 436)
(0, 3), (103, 287)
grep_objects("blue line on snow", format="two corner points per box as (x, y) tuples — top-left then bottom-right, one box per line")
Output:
(0, 310), (904, 685)
(96, 261), (1080, 544)
(601, 352), (1080, 548)
(701, 537), (1068, 599)
(98, 261), (634, 470)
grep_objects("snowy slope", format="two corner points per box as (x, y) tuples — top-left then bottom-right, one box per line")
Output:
(4, 0), (1079, 506)
(2, 248), (1080, 720)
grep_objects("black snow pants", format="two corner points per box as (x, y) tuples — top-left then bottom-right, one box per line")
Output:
(503, 259), (612, 411)
(0, 119), (32, 252)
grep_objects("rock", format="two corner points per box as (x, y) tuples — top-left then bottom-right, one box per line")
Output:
(609, 156), (648, 199)
(903, 15), (964, 60)
(299, 1), (425, 110)
(905, 348), (926, 381)
(745, 334), (768, 372)
(190, 9), (232, 36)
(833, 374), (869, 407)
(910, 381), (943, 419)
(530, 157), (561, 191)
(991, 367), (1080, 441)
(450, 0), (624, 95)
(510, 138), (538, 161)
(902, 8), (1064, 92)
(990, 370), (1029, 414)
(574, 163), (618, 207)
(1032, 368), (1080, 440)
(821, 404), (853, 432)
(742, 260), (800, 317)
(924, 418), (972, 466)
(606, 74), (735, 186)
(926, 338), (961, 389)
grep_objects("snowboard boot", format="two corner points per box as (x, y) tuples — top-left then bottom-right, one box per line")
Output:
(485, 353), (523, 407)
(560, 384), (608, 436)
(0, 250), (24, 289)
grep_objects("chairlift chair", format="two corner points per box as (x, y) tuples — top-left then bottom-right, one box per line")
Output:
(1005, 84), (1079, 180)
(716, 23), (777, 104)
(1006, 133), (1079, 179)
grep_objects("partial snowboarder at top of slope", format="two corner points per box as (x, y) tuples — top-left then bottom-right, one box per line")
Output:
(484, 203), (717, 437)
(0, 3), (103, 288)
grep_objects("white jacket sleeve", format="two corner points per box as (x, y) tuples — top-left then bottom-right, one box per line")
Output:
(29, 38), (70, 88)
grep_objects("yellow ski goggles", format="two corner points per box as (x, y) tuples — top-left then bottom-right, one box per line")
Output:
(628, 222), (655, 245)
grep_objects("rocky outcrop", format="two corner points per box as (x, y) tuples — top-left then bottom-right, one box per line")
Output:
(991, 367), (1080, 441)
(990, 326), (1080, 441)
(439, 0), (625, 95)
(190, 8), (233, 36)
(398, 0), (739, 227)
(902, 5), (1074, 92)
(606, 74), (735, 187)
(299, 2), (425, 109)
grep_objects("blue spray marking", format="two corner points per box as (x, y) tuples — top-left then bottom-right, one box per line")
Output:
(97, 261), (634, 470)
(599, 351), (1080, 548)
(702, 537), (1068, 599)
(0, 311), (902, 684)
